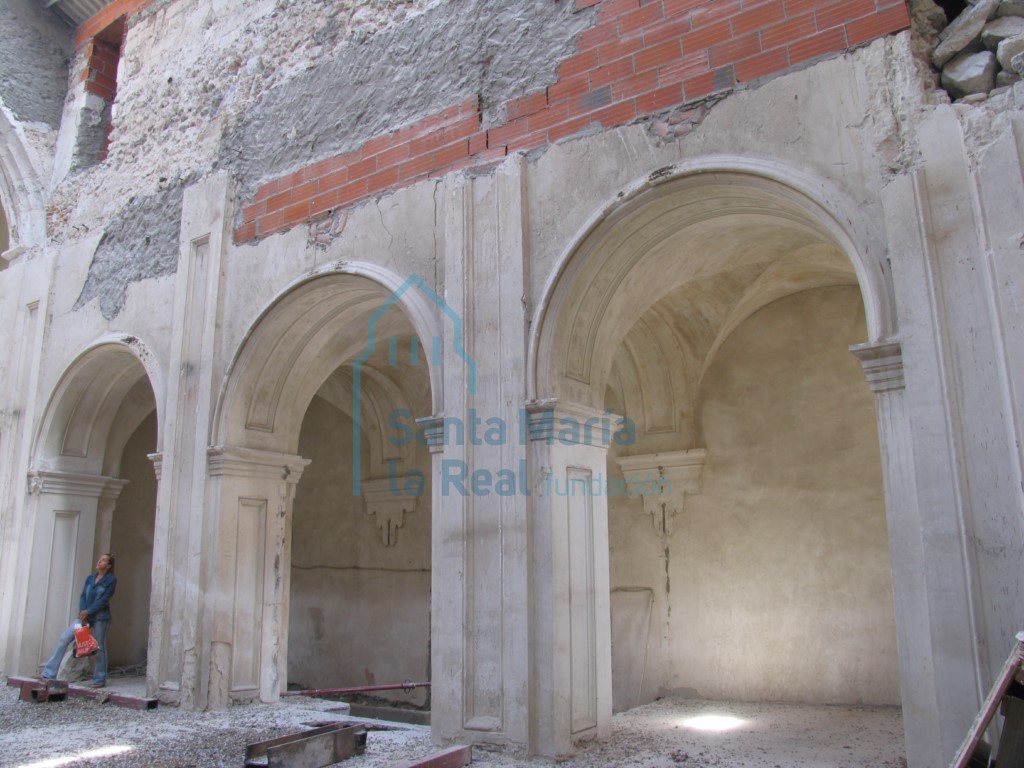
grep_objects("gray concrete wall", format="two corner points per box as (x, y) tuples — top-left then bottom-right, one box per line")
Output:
(0, 0), (69, 128)
(289, 396), (430, 704)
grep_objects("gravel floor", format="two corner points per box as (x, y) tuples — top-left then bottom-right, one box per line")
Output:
(0, 679), (906, 768)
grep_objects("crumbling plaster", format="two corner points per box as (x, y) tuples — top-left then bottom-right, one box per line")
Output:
(0, 0), (70, 129)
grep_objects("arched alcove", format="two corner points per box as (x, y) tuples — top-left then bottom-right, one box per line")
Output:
(22, 337), (162, 680)
(529, 160), (901, 740)
(211, 266), (440, 706)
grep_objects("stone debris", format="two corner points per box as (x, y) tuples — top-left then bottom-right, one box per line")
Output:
(0, 686), (906, 768)
(933, 0), (1024, 97)
(998, 34), (1024, 69)
(942, 50), (1000, 98)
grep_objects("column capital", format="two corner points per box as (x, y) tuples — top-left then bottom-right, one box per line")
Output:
(26, 469), (128, 499)
(523, 399), (624, 448)
(850, 338), (905, 393)
(206, 445), (310, 482)
(415, 414), (446, 454)
(148, 452), (163, 480)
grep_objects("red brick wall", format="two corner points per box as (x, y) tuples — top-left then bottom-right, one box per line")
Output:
(83, 38), (120, 102)
(74, 0), (154, 49)
(236, 0), (910, 244)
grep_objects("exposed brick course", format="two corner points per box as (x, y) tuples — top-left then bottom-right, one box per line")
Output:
(74, 0), (155, 48)
(234, 0), (910, 243)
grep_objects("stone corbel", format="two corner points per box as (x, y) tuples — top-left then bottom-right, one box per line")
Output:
(415, 414), (446, 454)
(849, 339), (904, 393)
(25, 469), (128, 500)
(617, 449), (707, 537)
(362, 477), (417, 547)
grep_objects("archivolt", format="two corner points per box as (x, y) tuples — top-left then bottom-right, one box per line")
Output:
(214, 262), (442, 455)
(0, 105), (48, 248)
(529, 157), (896, 410)
(32, 334), (164, 476)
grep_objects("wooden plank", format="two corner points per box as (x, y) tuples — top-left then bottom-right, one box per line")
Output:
(951, 632), (1024, 768)
(391, 745), (473, 768)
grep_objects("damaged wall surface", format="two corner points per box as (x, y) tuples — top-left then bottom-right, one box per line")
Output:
(1, 1), (1023, 767)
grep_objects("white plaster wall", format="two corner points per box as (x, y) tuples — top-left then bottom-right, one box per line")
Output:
(608, 286), (898, 707)
(689, 286), (895, 703)
(288, 396), (431, 705)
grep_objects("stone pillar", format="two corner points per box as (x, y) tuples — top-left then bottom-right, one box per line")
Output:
(147, 172), (232, 708)
(851, 339), (944, 768)
(22, 471), (127, 670)
(879, 106), (1024, 764)
(431, 160), (532, 751)
(205, 446), (309, 708)
(527, 400), (616, 757)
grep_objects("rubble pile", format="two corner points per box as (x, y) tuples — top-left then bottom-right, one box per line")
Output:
(933, 0), (1024, 98)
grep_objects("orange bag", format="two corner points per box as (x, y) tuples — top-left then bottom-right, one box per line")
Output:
(74, 623), (99, 657)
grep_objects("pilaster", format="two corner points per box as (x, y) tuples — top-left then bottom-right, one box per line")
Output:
(21, 471), (127, 671)
(527, 399), (617, 757)
(432, 161), (531, 750)
(851, 337), (944, 767)
(148, 171), (233, 707)
(205, 445), (310, 707)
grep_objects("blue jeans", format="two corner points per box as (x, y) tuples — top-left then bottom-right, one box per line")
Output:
(41, 619), (110, 685)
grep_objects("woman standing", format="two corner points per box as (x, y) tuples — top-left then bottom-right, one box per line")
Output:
(39, 553), (117, 688)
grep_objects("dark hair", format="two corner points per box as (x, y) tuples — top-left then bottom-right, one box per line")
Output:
(103, 553), (116, 574)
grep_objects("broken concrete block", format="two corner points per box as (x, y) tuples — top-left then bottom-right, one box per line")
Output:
(935, 0), (1000, 67)
(997, 34), (1024, 67)
(1012, 48), (1024, 73)
(941, 50), (999, 97)
(996, 0), (1024, 17)
(981, 16), (1024, 47)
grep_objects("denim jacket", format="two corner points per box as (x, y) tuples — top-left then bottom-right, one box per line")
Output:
(79, 572), (117, 622)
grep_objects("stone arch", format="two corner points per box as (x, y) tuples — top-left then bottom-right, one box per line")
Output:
(206, 263), (440, 707)
(529, 156), (897, 408)
(214, 262), (442, 454)
(0, 106), (48, 251)
(526, 158), (902, 752)
(33, 334), (165, 474)
(21, 334), (162, 679)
